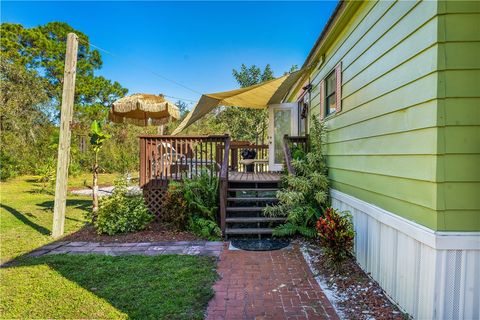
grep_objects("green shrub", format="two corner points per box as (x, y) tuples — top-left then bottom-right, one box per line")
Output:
(182, 171), (219, 221)
(189, 216), (221, 240)
(0, 150), (19, 181)
(163, 171), (220, 239)
(316, 207), (355, 264)
(291, 145), (306, 160)
(35, 160), (56, 192)
(95, 179), (154, 235)
(162, 181), (190, 229)
(265, 116), (329, 238)
(68, 160), (82, 177)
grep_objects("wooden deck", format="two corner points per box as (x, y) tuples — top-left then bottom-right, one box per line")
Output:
(228, 171), (281, 183)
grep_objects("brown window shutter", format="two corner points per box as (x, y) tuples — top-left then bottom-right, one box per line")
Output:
(319, 79), (325, 120)
(335, 62), (342, 113)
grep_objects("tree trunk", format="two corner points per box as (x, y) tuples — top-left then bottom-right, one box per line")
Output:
(92, 151), (99, 221)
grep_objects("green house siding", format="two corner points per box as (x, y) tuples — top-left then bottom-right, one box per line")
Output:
(292, 0), (480, 231)
(436, 2), (480, 231)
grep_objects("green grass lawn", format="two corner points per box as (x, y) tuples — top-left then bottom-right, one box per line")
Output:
(1, 175), (91, 263)
(68, 172), (135, 190)
(1, 254), (216, 319)
(1, 173), (132, 263)
(0, 175), (218, 319)
(68, 172), (119, 189)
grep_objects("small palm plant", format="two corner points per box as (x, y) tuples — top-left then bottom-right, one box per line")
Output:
(89, 120), (111, 219)
(264, 116), (329, 237)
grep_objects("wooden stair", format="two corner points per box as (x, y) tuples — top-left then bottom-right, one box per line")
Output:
(225, 228), (275, 235)
(224, 174), (284, 238)
(225, 217), (285, 223)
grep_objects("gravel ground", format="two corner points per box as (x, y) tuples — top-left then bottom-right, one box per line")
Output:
(301, 240), (407, 320)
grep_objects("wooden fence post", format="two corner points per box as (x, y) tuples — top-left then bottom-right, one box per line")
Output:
(52, 33), (78, 238)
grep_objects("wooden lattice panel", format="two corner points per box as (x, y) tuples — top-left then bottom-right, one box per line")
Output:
(143, 187), (168, 218)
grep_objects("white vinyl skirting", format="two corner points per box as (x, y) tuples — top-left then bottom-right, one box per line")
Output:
(331, 189), (480, 320)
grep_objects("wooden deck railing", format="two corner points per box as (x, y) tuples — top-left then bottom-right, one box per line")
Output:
(139, 135), (274, 234)
(283, 135), (309, 175)
(218, 141), (269, 173)
(139, 134), (235, 235)
(139, 135), (230, 188)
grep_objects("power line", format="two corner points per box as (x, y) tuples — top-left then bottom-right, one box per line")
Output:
(7, 35), (200, 105)
(164, 95), (196, 103)
(81, 39), (203, 96)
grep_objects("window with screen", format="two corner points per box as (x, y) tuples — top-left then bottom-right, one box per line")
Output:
(325, 70), (336, 116)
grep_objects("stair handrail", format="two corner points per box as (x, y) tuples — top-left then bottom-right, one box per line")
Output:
(283, 135), (309, 176)
(219, 135), (231, 236)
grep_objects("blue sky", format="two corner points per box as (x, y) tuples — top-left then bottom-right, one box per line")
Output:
(2, 1), (337, 107)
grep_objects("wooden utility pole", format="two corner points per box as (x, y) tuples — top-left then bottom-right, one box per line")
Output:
(52, 33), (78, 238)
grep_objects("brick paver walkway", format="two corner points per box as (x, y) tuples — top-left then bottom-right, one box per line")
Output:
(206, 244), (338, 320)
(27, 241), (223, 257)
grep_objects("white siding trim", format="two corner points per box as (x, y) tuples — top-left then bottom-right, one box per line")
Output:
(331, 189), (480, 250)
(331, 189), (480, 319)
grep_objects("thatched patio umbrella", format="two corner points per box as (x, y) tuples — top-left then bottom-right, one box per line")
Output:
(109, 93), (180, 127)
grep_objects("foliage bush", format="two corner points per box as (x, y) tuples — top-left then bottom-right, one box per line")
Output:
(163, 171), (220, 239)
(162, 182), (190, 229)
(189, 216), (221, 240)
(316, 207), (355, 264)
(95, 179), (153, 235)
(35, 160), (56, 191)
(0, 59), (53, 180)
(0, 150), (19, 181)
(290, 145), (306, 160)
(182, 171), (219, 221)
(264, 117), (329, 238)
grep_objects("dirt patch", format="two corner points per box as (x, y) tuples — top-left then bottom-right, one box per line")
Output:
(62, 222), (200, 243)
(301, 240), (407, 320)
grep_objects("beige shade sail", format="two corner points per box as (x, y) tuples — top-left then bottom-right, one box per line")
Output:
(109, 93), (180, 126)
(172, 69), (304, 135)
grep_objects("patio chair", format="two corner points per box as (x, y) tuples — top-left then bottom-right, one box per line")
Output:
(157, 142), (220, 178)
